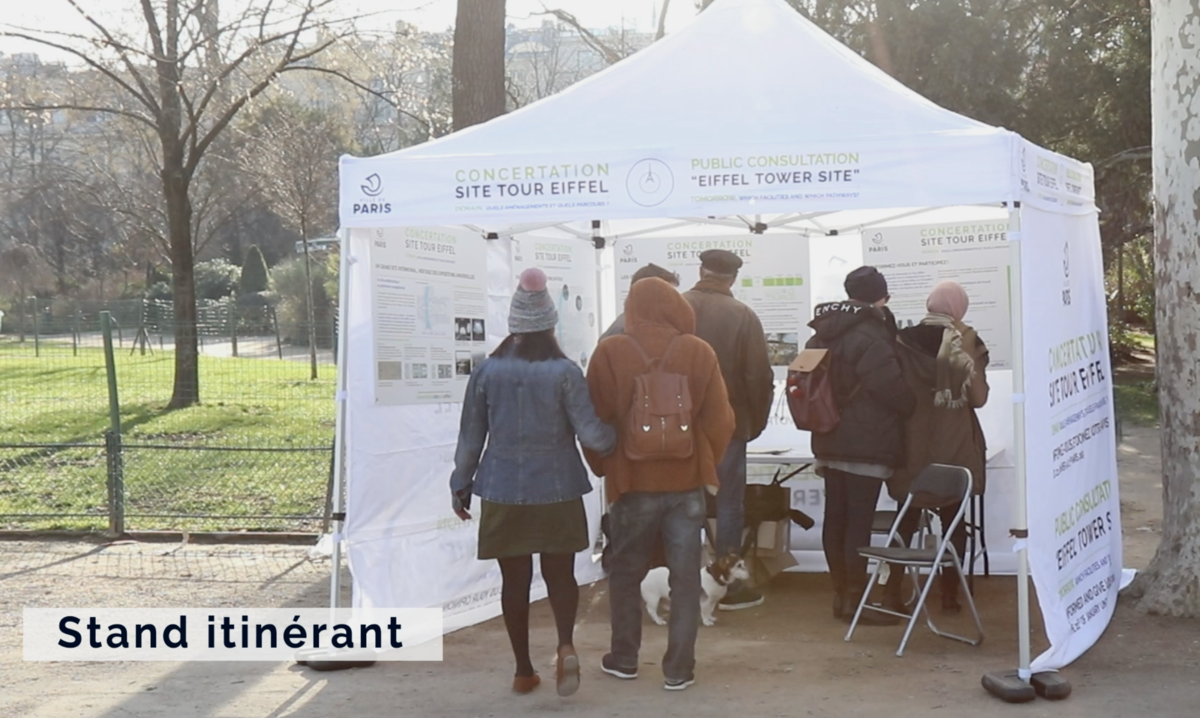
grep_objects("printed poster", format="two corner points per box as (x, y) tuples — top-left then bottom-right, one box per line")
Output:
(863, 220), (1013, 368)
(511, 237), (599, 369)
(368, 226), (489, 404)
(611, 234), (811, 374)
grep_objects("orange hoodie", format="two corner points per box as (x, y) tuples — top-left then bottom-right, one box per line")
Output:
(584, 278), (735, 504)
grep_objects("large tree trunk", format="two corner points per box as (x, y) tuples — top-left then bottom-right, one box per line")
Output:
(160, 0), (200, 410)
(165, 165), (200, 409)
(452, 0), (507, 131)
(1126, 0), (1200, 616)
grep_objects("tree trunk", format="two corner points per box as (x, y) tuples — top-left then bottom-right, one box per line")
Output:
(452, 0), (508, 131)
(161, 0), (200, 410)
(656, 0), (672, 41)
(165, 166), (200, 409)
(1126, 0), (1200, 616)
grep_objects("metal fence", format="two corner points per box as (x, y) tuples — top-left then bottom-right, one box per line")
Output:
(0, 299), (337, 533)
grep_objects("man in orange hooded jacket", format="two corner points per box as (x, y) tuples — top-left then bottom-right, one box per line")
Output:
(585, 277), (734, 691)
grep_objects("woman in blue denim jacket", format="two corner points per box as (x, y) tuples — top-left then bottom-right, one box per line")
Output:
(450, 267), (615, 697)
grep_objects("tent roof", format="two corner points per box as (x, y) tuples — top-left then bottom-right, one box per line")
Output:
(339, 0), (1092, 227)
(385, 0), (997, 159)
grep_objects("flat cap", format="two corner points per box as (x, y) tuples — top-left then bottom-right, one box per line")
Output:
(699, 248), (743, 274)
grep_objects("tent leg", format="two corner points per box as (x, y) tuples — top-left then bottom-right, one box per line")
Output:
(329, 228), (355, 611)
(983, 202), (1039, 701)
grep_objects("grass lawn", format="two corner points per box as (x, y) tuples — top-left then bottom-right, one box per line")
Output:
(1112, 329), (1158, 430)
(0, 340), (335, 531)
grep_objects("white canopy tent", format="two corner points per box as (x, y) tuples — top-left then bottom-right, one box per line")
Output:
(333, 0), (1119, 679)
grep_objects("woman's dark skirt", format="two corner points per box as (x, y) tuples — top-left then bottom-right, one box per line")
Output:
(477, 497), (588, 560)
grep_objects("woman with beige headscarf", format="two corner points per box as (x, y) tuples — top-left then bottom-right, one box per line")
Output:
(884, 280), (989, 613)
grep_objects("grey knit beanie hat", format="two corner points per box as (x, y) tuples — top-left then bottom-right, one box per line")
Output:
(508, 267), (558, 334)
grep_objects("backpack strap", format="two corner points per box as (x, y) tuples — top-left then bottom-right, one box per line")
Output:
(624, 335), (654, 369)
(626, 334), (683, 369)
(659, 335), (682, 367)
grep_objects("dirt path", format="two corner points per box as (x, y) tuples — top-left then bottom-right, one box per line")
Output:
(1, 425), (1196, 718)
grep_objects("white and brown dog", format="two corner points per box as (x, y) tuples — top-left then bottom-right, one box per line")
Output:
(640, 552), (751, 626)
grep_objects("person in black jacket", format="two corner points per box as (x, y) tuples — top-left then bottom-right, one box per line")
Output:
(805, 266), (915, 624)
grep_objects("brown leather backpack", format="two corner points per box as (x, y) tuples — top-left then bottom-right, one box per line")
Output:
(623, 335), (695, 461)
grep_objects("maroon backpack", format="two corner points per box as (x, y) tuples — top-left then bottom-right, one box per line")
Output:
(623, 336), (695, 461)
(785, 348), (858, 434)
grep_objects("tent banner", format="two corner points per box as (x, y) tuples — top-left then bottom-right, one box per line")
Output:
(1019, 207), (1121, 672)
(339, 133), (1014, 227)
(1015, 139), (1097, 216)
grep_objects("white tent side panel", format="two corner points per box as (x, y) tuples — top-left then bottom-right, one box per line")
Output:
(342, 229), (605, 631)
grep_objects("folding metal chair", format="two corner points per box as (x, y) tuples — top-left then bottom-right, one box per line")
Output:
(845, 463), (984, 656)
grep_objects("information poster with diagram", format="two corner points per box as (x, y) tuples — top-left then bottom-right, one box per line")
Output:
(862, 220), (1012, 368)
(511, 236), (599, 370)
(611, 234), (811, 374)
(369, 226), (489, 404)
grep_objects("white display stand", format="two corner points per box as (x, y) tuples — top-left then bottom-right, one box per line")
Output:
(333, 0), (1120, 676)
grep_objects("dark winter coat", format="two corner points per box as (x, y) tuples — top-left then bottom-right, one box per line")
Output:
(888, 323), (990, 499)
(683, 278), (775, 441)
(804, 301), (915, 467)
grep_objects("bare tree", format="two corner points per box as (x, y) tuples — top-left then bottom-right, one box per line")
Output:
(243, 98), (347, 379)
(453, 0), (507, 130)
(1124, 0), (1200, 617)
(1, 0), (353, 408)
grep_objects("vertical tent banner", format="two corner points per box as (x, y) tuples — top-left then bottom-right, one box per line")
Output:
(1018, 206), (1121, 671)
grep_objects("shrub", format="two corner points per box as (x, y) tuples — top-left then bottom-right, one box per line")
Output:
(194, 259), (240, 300)
(269, 256), (333, 348)
(240, 245), (271, 295)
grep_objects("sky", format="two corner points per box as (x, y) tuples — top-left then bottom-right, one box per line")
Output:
(1, 0), (699, 59)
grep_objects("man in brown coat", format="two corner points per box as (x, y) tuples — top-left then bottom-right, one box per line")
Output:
(683, 249), (774, 609)
(585, 277), (734, 691)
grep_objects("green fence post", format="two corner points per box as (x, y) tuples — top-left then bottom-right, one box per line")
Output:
(31, 297), (40, 357)
(272, 307), (283, 359)
(101, 311), (125, 535)
(230, 295), (238, 358)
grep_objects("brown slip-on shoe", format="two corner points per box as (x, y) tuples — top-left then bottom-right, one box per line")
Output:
(556, 645), (580, 697)
(512, 672), (540, 694)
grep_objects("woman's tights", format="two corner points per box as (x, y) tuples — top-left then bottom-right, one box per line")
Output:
(498, 553), (578, 677)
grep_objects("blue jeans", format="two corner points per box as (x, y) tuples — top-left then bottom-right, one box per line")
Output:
(715, 439), (748, 558)
(607, 488), (705, 681)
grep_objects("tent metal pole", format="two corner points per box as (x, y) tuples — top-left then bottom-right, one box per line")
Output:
(329, 227), (355, 611)
(1006, 205), (1032, 681)
(611, 220), (697, 239)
